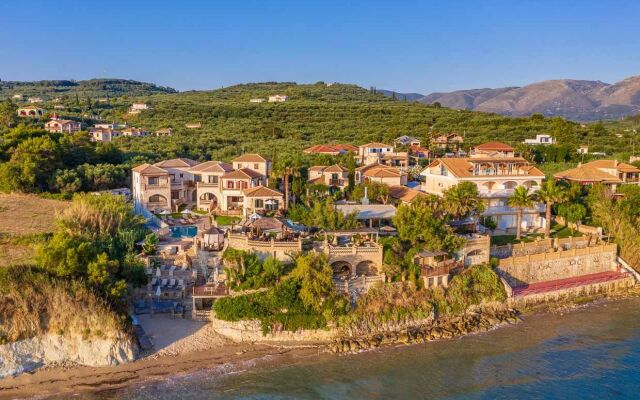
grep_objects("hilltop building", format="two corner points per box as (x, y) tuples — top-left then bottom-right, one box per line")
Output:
(268, 95), (288, 102)
(431, 133), (464, 151)
(303, 144), (358, 155)
(523, 134), (556, 145)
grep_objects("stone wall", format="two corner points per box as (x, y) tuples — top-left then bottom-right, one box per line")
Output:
(498, 244), (617, 286)
(210, 316), (336, 343)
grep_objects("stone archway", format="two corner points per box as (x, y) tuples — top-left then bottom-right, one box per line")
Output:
(355, 260), (379, 276)
(331, 261), (352, 279)
(148, 194), (168, 206)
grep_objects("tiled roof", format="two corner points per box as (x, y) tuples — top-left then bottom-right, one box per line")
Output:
(474, 141), (514, 152)
(189, 161), (233, 173)
(242, 185), (283, 197)
(303, 144), (358, 154)
(154, 158), (200, 168)
(324, 164), (348, 173)
(361, 165), (403, 178)
(427, 158), (544, 179)
(232, 153), (269, 163)
(132, 163), (168, 175)
(582, 160), (640, 173)
(554, 166), (622, 183)
(308, 176), (325, 184)
(222, 168), (264, 180)
(308, 165), (328, 171)
(389, 185), (427, 203)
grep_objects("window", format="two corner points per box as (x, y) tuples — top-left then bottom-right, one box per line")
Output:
(227, 181), (234, 189)
(194, 174), (202, 182)
(149, 194), (165, 203)
(254, 163), (259, 170)
(171, 191), (180, 200)
(255, 199), (264, 208)
(237, 163), (243, 168)
(241, 181), (248, 189)
(148, 177), (159, 185)
(180, 173), (184, 178)
(170, 174), (176, 182)
(208, 176), (218, 184)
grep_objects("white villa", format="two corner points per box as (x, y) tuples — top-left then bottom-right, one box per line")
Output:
(523, 134), (556, 145)
(132, 154), (282, 216)
(129, 103), (151, 114)
(17, 105), (45, 117)
(90, 127), (121, 142)
(420, 141), (546, 230)
(268, 95), (288, 102)
(44, 119), (81, 134)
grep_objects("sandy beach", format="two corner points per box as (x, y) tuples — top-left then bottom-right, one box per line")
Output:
(0, 315), (324, 400)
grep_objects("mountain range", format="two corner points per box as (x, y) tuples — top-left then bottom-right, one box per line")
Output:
(385, 75), (640, 121)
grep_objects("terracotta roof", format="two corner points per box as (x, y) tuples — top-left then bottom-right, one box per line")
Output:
(189, 161), (233, 173)
(554, 166), (622, 183)
(426, 158), (544, 179)
(361, 165), (403, 178)
(132, 163), (168, 175)
(389, 185), (427, 203)
(333, 144), (358, 152)
(308, 176), (326, 184)
(242, 185), (283, 197)
(324, 164), (348, 173)
(474, 141), (514, 152)
(248, 217), (284, 231)
(222, 168), (264, 180)
(432, 133), (463, 143)
(154, 158), (200, 168)
(308, 165), (327, 171)
(232, 153), (269, 163)
(582, 160), (640, 173)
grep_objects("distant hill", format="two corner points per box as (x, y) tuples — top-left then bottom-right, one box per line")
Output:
(0, 78), (177, 101)
(377, 89), (425, 101)
(416, 75), (640, 121)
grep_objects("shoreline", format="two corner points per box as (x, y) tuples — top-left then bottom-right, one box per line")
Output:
(2, 292), (639, 400)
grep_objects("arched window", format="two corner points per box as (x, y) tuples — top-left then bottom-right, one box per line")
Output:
(227, 181), (234, 189)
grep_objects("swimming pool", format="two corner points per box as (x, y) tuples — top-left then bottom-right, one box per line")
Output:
(169, 225), (198, 238)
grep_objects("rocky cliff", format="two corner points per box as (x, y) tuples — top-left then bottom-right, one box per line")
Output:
(0, 334), (137, 378)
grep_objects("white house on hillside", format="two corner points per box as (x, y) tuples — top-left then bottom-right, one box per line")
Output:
(523, 134), (556, 145)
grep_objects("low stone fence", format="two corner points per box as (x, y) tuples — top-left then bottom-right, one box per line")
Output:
(209, 316), (336, 343)
(553, 216), (602, 236)
(491, 236), (597, 259)
(498, 244), (618, 286)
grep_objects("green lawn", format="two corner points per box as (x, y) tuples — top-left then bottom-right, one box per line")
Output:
(216, 215), (241, 226)
(491, 223), (582, 246)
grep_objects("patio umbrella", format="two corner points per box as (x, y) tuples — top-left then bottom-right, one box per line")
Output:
(157, 210), (171, 215)
(181, 209), (195, 215)
(155, 285), (161, 298)
(155, 267), (161, 277)
(265, 199), (276, 205)
(249, 212), (261, 221)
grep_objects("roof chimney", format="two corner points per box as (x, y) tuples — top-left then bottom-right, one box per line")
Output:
(614, 159), (619, 168)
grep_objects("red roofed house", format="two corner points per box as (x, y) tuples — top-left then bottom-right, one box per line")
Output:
(554, 159), (640, 192)
(308, 165), (349, 189)
(45, 119), (81, 134)
(420, 141), (545, 231)
(355, 164), (408, 186)
(431, 133), (464, 151)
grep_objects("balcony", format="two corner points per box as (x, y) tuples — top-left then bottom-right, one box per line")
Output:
(484, 204), (545, 215)
(197, 181), (220, 188)
(479, 187), (537, 198)
(144, 182), (169, 190)
(329, 179), (346, 186)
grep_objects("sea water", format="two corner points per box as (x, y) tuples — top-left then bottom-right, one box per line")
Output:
(90, 298), (640, 399)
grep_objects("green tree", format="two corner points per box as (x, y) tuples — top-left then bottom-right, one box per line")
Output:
(559, 203), (586, 234)
(507, 186), (535, 240)
(443, 181), (485, 220)
(535, 180), (568, 238)
(0, 99), (18, 128)
(290, 253), (334, 312)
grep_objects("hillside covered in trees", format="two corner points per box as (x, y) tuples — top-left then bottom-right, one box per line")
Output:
(0, 79), (176, 101)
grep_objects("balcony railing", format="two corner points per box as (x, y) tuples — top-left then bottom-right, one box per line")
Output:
(484, 204), (545, 214)
(479, 188), (537, 197)
(329, 179), (345, 186)
(197, 181), (220, 188)
(144, 183), (169, 190)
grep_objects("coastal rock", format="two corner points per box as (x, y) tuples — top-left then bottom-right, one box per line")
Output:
(0, 334), (137, 378)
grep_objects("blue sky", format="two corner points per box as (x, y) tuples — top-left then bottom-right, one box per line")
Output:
(1, 0), (639, 93)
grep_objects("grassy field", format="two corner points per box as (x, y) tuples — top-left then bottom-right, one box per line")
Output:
(0, 194), (69, 266)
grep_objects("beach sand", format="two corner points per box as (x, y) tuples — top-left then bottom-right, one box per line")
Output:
(0, 315), (323, 400)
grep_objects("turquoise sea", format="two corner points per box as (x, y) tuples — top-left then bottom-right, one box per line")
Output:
(91, 298), (640, 399)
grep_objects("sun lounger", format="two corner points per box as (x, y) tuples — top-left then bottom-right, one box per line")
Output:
(178, 279), (184, 289)
(161, 278), (168, 286)
(169, 278), (176, 287)
(151, 277), (157, 286)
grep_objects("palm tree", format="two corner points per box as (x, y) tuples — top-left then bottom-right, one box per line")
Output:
(443, 182), (485, 220)
(275, 156), (302, 211)
(507, 186), (535, 240)
(535, 180), (568, 239)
